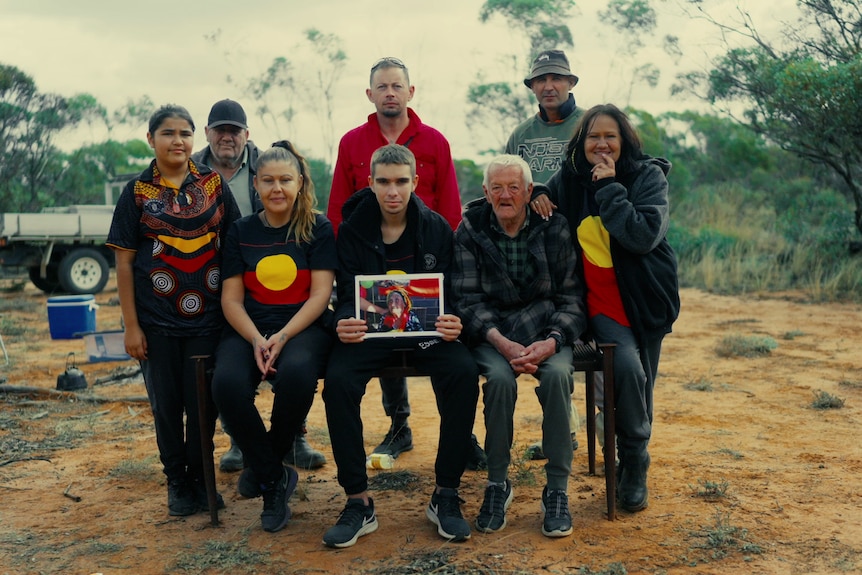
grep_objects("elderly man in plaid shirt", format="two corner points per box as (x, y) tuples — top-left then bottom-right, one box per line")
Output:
(451, 154), (586, 539)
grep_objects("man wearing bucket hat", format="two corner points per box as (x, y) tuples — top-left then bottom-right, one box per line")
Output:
(505, 50), (583, 185)
(192, 99), (328, 473)
(506, 50), (585, 462)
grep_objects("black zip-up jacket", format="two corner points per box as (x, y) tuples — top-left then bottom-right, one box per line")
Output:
(334, 187), (456, 323)
(542, 156), (680, 342)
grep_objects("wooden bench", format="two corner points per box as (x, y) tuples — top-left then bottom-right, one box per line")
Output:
(194, 341), (618, 525)
(372, 342), (618, 520)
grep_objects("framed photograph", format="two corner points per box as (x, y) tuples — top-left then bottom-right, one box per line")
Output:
(355, 273), (444, 338)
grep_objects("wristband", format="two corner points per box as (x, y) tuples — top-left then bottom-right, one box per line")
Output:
(548, 332), (564, 353)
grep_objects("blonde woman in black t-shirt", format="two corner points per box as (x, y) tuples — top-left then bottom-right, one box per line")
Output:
(211, 141), (338, 533)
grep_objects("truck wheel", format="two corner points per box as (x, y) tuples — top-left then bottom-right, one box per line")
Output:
(59, 249), (110, 294)
(28, 266), (62, 293)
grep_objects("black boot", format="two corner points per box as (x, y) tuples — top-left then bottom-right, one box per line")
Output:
(219, 436), (244, 472)
(465, 433), (487, 471)
(283, 433), (326, 470)
(618, 452), (650, 512)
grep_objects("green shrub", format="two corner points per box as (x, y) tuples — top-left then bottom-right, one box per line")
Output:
(669, 225), (738, 261)
(692, 478), (730, 499)
(684, 377), (714, 391)
(810, 390), (845, 410)
(715, 335), (777, 358)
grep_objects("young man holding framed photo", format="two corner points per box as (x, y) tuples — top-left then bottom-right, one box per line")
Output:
(321, 144), (480, 548)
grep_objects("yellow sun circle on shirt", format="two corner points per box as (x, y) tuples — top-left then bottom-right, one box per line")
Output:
(256, 254), (297, 291)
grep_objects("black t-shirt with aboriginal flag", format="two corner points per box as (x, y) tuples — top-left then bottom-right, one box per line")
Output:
(221, 212), (337, 333)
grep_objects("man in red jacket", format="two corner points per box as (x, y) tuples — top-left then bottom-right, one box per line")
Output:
(327, 57), (483, 467)
(327, 57), (462, 231)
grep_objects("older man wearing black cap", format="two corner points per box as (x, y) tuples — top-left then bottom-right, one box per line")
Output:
(505, 50), (582, 185)
(192, 99), (328, 474)
(192, 99), (261, 218)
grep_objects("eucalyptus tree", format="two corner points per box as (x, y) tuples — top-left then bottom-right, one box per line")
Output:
(675, 0), (862, 237)
(465, 0), (576, 151)
(205, 27), (347, 169)
(0, 63), (102, 211)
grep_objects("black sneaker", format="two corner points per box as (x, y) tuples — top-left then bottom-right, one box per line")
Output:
(283, 434), (326, 470)
(372, 423), (413, 458)
(167, 477), (197, 517)
(465, 434), (487, 471)
(260, 466), (299, 533)
(239, 464), (300, 500)
(540, 486), (573, 537)
(475, 480), (513, 533)
(426, 488), (471, 541)
(191, 477), (225, 512)
(323, 498), (378, 548)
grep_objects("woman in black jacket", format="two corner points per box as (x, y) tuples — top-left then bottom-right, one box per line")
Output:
(535, 103), (679, 512)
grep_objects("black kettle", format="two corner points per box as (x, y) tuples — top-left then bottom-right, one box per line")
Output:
(57, 352), (87, 391)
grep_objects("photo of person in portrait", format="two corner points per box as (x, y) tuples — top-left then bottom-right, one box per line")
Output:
(355, 273), (443, 337)
(377, 288), (422, 333)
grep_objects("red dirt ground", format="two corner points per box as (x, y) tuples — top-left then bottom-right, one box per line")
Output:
(1, 276), (860, 574)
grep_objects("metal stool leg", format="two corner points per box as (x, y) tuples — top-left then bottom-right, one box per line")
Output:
(193, 355), (219, 526)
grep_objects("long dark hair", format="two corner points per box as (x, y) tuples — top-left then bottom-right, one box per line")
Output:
(566, 104), (643, 177)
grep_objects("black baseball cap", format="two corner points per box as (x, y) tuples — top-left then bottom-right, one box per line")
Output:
(207, 99), (247, 129)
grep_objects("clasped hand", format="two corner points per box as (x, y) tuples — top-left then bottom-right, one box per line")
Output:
(253, 333), (285, 380)
(503, 338), (556, 374)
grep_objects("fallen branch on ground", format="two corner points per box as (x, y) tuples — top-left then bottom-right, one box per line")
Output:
(63, 483), (82, 502)
(0, 384), (148, 403)
(94, 366), (142, 386)
(0, 456), (52, 468)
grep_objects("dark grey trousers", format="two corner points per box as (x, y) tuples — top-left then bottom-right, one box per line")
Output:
(591, 314), (664, 464)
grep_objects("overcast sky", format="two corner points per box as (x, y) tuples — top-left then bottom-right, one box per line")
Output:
(0, 0), (798, 163)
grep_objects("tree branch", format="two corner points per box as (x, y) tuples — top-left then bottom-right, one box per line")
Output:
(0, 384), (148, 403)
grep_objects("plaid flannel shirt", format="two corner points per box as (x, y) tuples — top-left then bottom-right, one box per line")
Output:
(452, 199), (586, 348)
